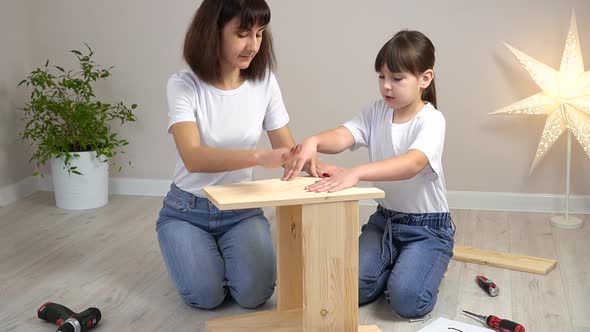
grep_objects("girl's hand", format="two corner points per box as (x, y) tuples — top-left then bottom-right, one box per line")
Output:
(282, 139), (318, 180)
(305, 168), (360, 192)
(256, 147), (290, 169)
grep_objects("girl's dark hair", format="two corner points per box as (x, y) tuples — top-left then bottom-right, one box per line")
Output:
(374, 30), (437, 108)
(183, 0), (275, 83)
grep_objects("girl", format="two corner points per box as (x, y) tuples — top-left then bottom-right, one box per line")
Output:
(282, 30), (454, 318)
(157, 0), (330, 310)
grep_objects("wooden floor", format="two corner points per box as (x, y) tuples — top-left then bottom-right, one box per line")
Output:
(0, 192), (588, 332)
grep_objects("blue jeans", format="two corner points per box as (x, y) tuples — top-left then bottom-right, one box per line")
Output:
(359, 205), (455, 318)
(156, 184), (276, 309)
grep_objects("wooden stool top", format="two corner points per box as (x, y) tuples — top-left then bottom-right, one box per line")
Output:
(203, 177), (384, 210)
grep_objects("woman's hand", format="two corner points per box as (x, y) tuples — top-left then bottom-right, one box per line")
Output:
(309, 158), (344, 178)
(256, 147), (291, 168)
(282, 139), (318, 180)
(304, 168), (360, 192)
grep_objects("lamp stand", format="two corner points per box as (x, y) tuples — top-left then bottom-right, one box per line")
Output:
(550, 129), (584, 229)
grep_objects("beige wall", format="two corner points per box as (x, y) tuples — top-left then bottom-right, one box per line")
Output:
(7, 0), (590, 195)
(0, 1), (35, 188)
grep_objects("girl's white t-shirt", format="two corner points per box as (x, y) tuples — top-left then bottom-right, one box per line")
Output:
(343, 100), (449, 213)
(166, 69), (289, 197)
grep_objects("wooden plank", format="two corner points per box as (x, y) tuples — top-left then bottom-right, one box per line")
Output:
(276, 205), (303, 311)
(343, 201), (360, 330)
(203, 177), (384, 210)
(207, 309), (302, 332)
(453, 244), (557, 275)
(301, 201), (358, 331)
(207, 309), (382, 332)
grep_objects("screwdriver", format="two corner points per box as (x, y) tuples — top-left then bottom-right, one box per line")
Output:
(476, 275), (499, 297)
(463, 310), (525, 332)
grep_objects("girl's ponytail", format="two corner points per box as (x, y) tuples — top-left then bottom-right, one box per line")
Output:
(422, 80), (437, 109)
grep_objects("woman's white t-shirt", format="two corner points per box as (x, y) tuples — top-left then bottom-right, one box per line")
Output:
(343, 100), (449, 213)
(166, 70), (289, 197)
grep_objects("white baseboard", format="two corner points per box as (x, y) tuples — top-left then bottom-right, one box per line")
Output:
(363, 191), (589, 214)
(38, 176), (171, 197)
(0, 176), (39, 207)
(447, 191), (589, 214)
(4, 176), (590, 214)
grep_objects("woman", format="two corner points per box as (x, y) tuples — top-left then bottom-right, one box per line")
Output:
(157, 0), (332, 310)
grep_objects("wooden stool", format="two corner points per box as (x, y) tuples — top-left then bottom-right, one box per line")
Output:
(203, 177), (385, 332)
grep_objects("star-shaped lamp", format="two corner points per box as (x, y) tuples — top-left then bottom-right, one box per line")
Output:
(491, 12), (589, 229)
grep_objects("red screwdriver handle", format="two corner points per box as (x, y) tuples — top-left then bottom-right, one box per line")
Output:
(476, 275), (499, 296)
(487, 315), (525, 332)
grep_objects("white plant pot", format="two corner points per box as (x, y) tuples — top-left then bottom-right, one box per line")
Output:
(50, 151), (109, 210)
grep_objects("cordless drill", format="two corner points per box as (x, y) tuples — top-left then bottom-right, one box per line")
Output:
(37, 302), (101, 332)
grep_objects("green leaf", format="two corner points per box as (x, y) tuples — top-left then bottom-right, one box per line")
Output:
(84, 42), (93, 54)
(16, 43), (137, 174)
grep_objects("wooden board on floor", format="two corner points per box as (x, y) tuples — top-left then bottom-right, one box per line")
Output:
(207, 309), (301, 332)
(207, 309), (383, 332)
(453, 244), (557, 275)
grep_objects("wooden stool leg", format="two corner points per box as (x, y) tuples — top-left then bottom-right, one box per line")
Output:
(276, 205), (304, 311)
(301, 201), (359, 332)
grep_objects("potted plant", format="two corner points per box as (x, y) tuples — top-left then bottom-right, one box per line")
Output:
(18, 44), (137, 210)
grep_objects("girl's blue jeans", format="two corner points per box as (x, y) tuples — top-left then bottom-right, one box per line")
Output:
(359, 205), (455, 318)
(156, 184), (276, 309)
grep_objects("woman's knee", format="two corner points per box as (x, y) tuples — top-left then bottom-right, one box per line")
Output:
(179, 278), (227, 310)
(231, 277), (275, 309)
(223, 216), (276, 308)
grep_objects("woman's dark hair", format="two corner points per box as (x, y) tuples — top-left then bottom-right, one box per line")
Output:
(375, 30), (437, 108)
(183, 0), (275, 83)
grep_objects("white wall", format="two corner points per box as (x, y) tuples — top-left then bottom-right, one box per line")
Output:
(4, 0), (590, 198)
(0, 1), (35, 188)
